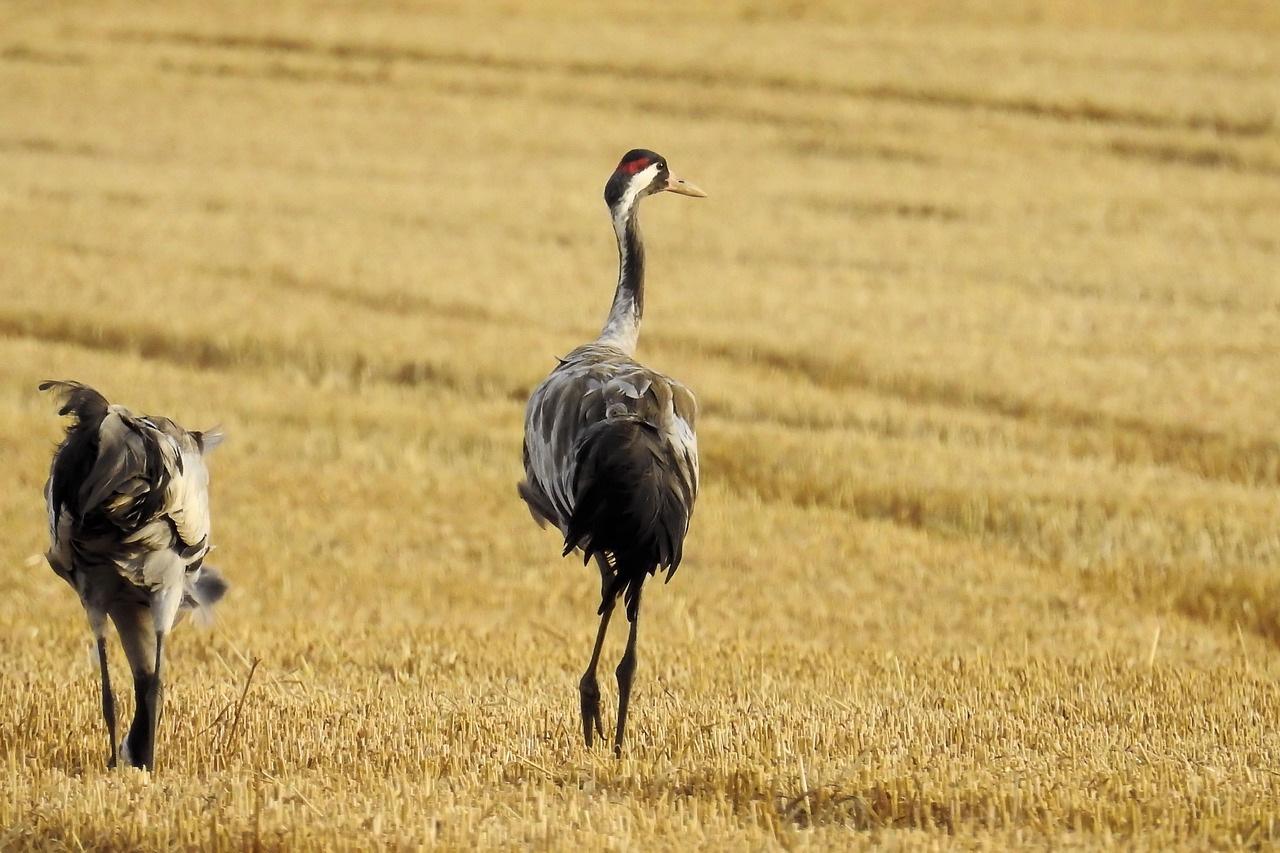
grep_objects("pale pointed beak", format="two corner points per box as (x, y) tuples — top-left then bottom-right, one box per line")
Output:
(663, 172), (707, 198)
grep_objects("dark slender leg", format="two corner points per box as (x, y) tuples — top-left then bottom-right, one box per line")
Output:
(96, 637), (118, 769)
(613, 586), (642, 758)
(149, 632), (165, 768)
(125, 632), (164, 771)
(579, 600), (614, 747)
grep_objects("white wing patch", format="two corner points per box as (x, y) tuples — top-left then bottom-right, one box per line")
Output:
(163, 440), (214, 555)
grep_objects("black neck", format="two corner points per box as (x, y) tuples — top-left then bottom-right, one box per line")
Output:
(597, 200), (645, 353)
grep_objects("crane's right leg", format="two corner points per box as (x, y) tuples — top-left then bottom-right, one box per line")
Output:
(612, 584), (643, 758)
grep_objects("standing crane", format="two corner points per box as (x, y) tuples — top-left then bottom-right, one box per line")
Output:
(519, 149), (705, 755)
(41, 380), (227, 771)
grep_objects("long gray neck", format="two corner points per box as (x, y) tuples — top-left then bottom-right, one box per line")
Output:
(596, 202), (644, 354)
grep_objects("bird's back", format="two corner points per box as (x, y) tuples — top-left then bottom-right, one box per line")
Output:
(520, 345), (699, 596)
(43, 381), (222, 609)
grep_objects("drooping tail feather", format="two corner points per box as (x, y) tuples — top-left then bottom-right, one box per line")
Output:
(564, 417), (693, 617)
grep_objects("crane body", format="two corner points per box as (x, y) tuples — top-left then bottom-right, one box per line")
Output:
(42, 380), (226, 771)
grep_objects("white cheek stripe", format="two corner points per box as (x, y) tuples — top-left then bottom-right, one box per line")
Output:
(613, 162), (663, 226)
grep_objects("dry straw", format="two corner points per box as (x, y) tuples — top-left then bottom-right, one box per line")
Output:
(2, 0), (1279, 848)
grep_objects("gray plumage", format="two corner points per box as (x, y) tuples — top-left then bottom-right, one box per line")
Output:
(521, 349), (699, 614)
(41, 380), (226, 771)
(519, 149), (704, 755)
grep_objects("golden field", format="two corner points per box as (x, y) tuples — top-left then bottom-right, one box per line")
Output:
(2, 0), (1279, 848)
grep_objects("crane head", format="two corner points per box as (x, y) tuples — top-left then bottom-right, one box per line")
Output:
(604, 149), (706, 214)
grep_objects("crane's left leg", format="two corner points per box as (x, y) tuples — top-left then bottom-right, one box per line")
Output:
(580, 601), (614, 748)
(613, 584), (643, 758)
(87, 609), (119, 769)
(580, 554), (620, 748)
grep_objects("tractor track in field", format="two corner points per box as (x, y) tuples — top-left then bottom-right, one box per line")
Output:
(0, 309), (524, 401)
(98, 28), (1276, 139)
(657, 333), (1280, 489)
(4, 286), (1277, 494)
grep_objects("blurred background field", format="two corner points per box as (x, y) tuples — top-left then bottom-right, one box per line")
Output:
(1, 0), (1279, 848)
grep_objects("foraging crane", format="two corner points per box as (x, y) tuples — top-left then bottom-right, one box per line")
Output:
(519, 149), (705, 755)
(41, 380), (226, 771)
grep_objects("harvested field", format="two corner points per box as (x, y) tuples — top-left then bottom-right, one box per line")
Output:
(1, 1), (1279, 848)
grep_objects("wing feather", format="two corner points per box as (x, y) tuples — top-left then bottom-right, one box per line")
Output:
(43, 385), (217, 588)
(520, 343), (699, 544)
